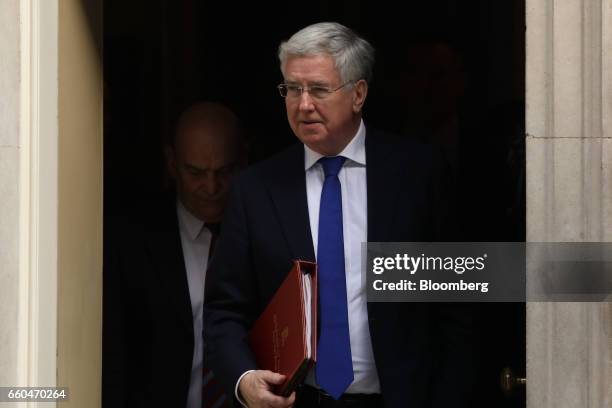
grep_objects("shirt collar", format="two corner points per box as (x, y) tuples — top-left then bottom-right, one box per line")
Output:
(304, 119), (367, 170)
(176, 199), (206, 240)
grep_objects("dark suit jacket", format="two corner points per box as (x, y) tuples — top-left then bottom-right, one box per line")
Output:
(204, 128), (475, 407)
(103, 197), (195, 408)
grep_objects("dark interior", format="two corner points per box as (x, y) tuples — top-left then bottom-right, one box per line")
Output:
(104, 1), (526, 406)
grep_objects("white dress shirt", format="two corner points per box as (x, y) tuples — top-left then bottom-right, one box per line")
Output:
(304, 120), (381, 394)
(177, 201), (215, 408)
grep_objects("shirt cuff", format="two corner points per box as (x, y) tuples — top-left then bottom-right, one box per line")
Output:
(235, 370), (256, 408)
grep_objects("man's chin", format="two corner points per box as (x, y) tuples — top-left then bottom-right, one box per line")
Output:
(187, 205), (222, 223)
(198, 210), (223, 223)
(299, 137), (342, 156)
(297, 132), (327, 147)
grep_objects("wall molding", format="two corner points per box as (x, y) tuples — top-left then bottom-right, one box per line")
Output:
(19, 0), (58, 400)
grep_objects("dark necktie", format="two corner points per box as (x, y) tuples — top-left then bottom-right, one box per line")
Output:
(204, 222), (220, 261)
(315, 156), (354, 399)
(202, 222), (229, 408)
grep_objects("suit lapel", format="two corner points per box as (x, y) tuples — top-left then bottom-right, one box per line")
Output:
(146, 202), (194, 336)
(265, 143), (316, 263)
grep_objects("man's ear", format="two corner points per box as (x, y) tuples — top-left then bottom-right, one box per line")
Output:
(164, 144), (178, 178)
(352, 79), (368, 113)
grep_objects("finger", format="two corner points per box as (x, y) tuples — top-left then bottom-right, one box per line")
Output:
(287, 391), (296, 404)
(264, 393), (295, 408)
(259, 370), (286, 385)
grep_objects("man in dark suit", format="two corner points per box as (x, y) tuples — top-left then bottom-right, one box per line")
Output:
(103, 102), (246, 408)
(204, 23), (474, 408)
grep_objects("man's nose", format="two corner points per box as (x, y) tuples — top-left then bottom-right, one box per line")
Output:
(298, 90), (315, 111)
(204, 172), (219, 195)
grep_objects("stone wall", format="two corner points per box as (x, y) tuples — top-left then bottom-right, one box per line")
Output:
(0, 0), (21, 392)
(526, 0), (612, 407)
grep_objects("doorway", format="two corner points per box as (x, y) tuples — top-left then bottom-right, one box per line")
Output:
(103, 1), (526, 406)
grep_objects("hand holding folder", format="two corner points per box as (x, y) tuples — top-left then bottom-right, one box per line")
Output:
(248, 260), (318, 397)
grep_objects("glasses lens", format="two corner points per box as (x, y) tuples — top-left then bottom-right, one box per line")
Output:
(278, 84), (288, 97)
(286, 85), (301, 98)
(309, 86), (329, 99)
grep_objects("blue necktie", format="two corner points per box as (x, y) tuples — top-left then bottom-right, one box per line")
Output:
(315, 156), (354, 399)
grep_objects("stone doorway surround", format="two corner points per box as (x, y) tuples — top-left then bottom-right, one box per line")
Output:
(0, 0), (102, 407)
(526, 0), (612, 407)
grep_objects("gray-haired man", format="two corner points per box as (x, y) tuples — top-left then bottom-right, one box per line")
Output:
(204, 22), (474, 408)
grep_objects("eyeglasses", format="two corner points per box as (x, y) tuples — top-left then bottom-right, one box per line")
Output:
(277, 81), (354, 100)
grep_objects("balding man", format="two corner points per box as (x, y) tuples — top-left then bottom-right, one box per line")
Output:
(103, 102), (246, 408)
(167, 102), (246, 224)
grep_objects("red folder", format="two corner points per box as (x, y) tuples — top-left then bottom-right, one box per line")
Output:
(248, 260), (317, 397)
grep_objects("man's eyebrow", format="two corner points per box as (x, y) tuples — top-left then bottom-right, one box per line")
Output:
(183, 162), (238, 172)
(183, 163), (207, 172)
(308, 80), (329, 87)
(284, 80), (330, 87)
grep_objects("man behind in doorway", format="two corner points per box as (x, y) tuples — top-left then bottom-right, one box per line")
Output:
(103, 102), (246, 408)
(204, 23), (475, 408)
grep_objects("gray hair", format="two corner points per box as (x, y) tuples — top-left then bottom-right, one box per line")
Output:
(278, 22), (375, 84)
